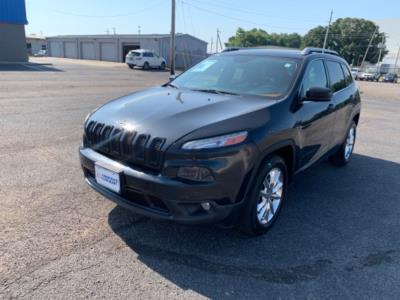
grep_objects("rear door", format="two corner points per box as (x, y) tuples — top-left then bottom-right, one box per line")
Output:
(143, 52), (155, 66)
(297, 59), (335, 169)
(325, 60), (354, 148)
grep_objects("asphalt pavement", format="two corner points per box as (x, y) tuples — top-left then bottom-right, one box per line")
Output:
(1, 58), (399, 299)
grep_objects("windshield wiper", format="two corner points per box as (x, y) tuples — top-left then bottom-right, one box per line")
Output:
(165, 82), (178, 89)
(192, 89), (239, 96)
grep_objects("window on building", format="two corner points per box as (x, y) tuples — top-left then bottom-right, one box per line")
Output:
(41, 44), (47, 50)
(27, 43), (32, 49)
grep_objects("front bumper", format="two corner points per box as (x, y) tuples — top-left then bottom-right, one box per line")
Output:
(80, 148), (243, 224)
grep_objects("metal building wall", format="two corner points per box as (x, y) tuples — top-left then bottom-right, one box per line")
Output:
(160, 35), (208, 69)
(46, 34), (208, 69)
(0, 23), (28, 62)
(0, 0), (28, 24)
(0, 0), (28, 62)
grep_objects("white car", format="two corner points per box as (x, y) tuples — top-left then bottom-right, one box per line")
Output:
(34, 50), (47, 57)
(350, 68), (359, 80)
(358, 72), (374, 81)
(126, 50), (166, 70)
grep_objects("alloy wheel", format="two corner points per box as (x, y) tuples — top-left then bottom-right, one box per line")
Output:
(344, 127), (355, 160)
(257, 168), (284, 225)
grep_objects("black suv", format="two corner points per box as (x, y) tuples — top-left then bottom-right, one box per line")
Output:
(80, 47), (361, 235)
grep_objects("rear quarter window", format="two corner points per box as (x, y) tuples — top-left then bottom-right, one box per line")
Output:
(341, 63), (353, 86)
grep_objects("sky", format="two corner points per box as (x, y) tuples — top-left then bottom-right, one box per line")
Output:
(26, 0), (400, 55)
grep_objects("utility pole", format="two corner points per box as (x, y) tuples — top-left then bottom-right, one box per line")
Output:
(216, 29), (219, 53)
(322, 10), (333, 52)
(113, 28), (116, 35)
(377, 34), (385, 64)
(138, 26), (141, 35)
(218, 31), (223, 52)
(210, 37), (213, 54)
(170, 0), (176, 75)
(395, 46), (400, 74)
(360, 26), (378, 69)
(216, 29), (223, 53)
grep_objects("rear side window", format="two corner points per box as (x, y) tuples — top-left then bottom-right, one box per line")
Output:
(143, 52), (154, 57)
(301, 60), (328, 97)
(326, 61), (346, 92)
(341, 63), (353, 86)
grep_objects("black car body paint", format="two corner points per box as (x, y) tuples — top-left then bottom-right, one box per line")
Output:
(80, 49), (361, 224)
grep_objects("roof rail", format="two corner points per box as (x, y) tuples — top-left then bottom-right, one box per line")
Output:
(301, 47), (339, 56)
(221, 47), (244, 53)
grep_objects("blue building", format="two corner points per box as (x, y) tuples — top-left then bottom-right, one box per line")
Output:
(0, 0), (28, 61)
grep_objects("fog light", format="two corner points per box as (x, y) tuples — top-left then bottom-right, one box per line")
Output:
(177, 166), (214, 182)
(201, 202), (211, 211)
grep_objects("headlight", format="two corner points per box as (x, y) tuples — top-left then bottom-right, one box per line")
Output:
(182, 131), (248, 150)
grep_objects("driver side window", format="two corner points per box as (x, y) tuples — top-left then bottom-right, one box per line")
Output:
(302, 60), (328, 97)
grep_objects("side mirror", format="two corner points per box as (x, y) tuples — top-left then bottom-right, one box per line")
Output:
(169, 74), (176, 81)
(304, 87), (332, 102)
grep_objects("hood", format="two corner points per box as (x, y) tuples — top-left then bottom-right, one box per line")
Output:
(88, 87), (276, 148)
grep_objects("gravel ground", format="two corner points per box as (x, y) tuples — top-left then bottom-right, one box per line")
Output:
(1, 58), (399, 299)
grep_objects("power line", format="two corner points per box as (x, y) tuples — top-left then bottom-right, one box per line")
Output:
(185, 2), (197, 36)
(189, 0), (327, 24)
(48, 1), (165, 18)
(181, 1), (312, 31)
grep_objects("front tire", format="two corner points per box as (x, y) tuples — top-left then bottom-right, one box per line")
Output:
(330, 121), (357, 166)
(143, 62), (150, 70)
(128, 64), (134, 69)
(240, 155), (287, 236)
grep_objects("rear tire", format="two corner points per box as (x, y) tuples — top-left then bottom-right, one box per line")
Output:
(160, 62), (166, 70)
(239, 155), (287, 236)
(330, 121), (357, 166)
(128, 65), (134, 69)
(143, 62), (150, 70)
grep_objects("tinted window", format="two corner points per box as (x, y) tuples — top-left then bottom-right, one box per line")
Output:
(326, 61), (346, 92)
(143, 52), (154, 57)
(302, 60), (328, 97)
(341, 63), (353, 86)
(172, 55), (300, 98)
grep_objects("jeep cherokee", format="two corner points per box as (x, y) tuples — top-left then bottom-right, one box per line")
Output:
(80, 47), (361, 235)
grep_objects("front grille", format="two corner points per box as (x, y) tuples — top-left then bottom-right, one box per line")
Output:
(85, 120), (166, 170)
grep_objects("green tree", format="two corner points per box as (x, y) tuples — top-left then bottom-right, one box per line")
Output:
(226, 28), (301, 49)
(302, 18), (387, 64)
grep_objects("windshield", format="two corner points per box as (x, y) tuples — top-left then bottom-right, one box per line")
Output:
(171, 54), (300, 98)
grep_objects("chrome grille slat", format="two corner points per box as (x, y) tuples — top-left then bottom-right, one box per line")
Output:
(84, 121), (165, 169)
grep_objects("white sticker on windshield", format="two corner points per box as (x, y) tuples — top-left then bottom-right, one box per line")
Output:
(192, 60), (217, 72)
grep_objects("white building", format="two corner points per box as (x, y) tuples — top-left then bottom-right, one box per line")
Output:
(26, 35), (46, 55)
(46, 34), (207, 69)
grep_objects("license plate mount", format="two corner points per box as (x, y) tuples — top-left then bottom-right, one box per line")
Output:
(94, 162), (122, 194)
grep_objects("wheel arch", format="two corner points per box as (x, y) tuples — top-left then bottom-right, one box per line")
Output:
(238, 140), (297, 204)
(353, 113), (360, 125)
(256, 141), (296, 183)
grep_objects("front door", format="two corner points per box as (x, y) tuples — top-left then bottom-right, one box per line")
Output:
(296, 59), (335, 169)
